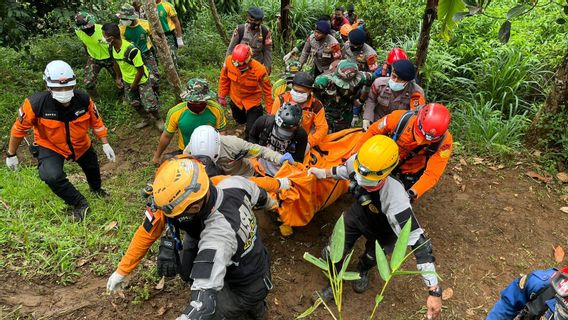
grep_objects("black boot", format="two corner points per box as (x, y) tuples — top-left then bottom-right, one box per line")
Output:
(72, 199), (89, 222)
(352, 269), (371, 293)
(312, 285), (334, 304)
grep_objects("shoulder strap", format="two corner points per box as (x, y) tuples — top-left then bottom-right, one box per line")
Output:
(261, 25), (268, 47)
(524, 284), (556, 318)
(392, 110), (416, 142)
(237, 24), (245, 42)
(124, 45), (139, 65)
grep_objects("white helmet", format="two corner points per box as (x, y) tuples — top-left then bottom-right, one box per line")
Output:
(43, 60), (77, 87)
(186, 125), (221, 162)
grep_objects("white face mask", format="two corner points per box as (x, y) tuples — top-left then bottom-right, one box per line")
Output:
(51, 90), (74, 104)
(120, 19), (133, 27)
(355, 172), (380, 188)
(290, 89), (309, 103)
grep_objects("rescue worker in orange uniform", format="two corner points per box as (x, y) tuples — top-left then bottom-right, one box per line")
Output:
(6, 60), (116, 221)
(271, 71), (328, 148)
(358, 103), (453, 201)
(218, 44), (273, 141)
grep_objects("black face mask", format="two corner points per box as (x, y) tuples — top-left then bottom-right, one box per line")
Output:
(83, 27), (95, 36)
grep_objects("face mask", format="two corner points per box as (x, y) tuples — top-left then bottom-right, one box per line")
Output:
(355, 173), (387, 192)
(83, 27), (95, 36)
(388, 78), (406, 92)
(290, 89), (309, 103)
(101, 37), (110, 44)
(120, 19), (133, 27)
(51, 90), (74, 104)
(188, 101), (207, 114)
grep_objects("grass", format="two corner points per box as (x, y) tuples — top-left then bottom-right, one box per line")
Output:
(0, 163), (158, 284)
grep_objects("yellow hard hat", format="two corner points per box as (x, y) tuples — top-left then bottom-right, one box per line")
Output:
(152, 156), (210, 217)
(354, 135), (399, 181)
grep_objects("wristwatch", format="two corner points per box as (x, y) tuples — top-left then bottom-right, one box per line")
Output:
(6, 150), (16, 157)
(428, 286), (443, 297)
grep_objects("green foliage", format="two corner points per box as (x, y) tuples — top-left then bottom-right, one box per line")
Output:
(534, 103), (568, 165)
(437, 0), (466, 41)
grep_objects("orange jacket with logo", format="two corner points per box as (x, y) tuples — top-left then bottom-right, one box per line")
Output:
(359, 110), (453, 198)
(218, 56), (273, 112)
(11, 91), (107, 160)
(271, 92), (329, 147)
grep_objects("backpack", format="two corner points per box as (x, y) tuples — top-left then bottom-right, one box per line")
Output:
(108, 44), (139, 66)
(391, 110), (445, 168)
(237, 24), (269, 49)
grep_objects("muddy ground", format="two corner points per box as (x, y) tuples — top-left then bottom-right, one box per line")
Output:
(1, 127), (567, 320)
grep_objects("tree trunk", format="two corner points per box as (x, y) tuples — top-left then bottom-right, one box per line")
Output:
(280, 0), (291, 51)
(144, 0), (182, 101)
(527, 48), (568, 139)
(415, 0), (439, 82)
(209, 0), (229, 46)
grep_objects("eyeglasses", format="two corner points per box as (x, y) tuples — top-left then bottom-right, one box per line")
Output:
(45, 75), (76, 85)
(154, 161), (202, 215)
(355, 156), (398, 177)
(417, 118), (442, 141)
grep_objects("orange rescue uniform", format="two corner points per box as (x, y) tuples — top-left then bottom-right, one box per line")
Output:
(359, 110), (453, 198)
(218, 56), (273, 112)
(11, 93), (107, 160)
(271, 92), (328, 147)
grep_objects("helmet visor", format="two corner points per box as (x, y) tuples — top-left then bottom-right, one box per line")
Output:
(354, 155), (398, 179)
(155, 161), (203, 216)
(45, 75), (77, 86)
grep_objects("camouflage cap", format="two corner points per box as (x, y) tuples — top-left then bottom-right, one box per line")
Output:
(181, 78), (217, 102)
(118, 4), (137, 20)
(283, 59), (301, 80)
(75, 11), (96, 29)
(331, 59), (362, 89)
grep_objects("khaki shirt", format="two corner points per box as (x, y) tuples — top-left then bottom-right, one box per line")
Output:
(342, 42), (379, 72)
(300, 34), (341, 73)
(226, 23), (273, 70)
(217, 135), (282, 176)
(363, 77), (425, 121)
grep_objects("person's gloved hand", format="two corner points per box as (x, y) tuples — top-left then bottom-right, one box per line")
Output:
(176, 37), (185, 47)
(179, 289), (217, 320)
(217, 96), (227, 107)
(351, 115), (360, 128)
(277, 177), (291, 190)
(157, 235), (179, 277)
(264, 196), (278, 210)
(102, 143), (116, 162)
(307, 167), (327, 179)
(6, 155), (18, 170)
(283, 47), (299, 62)
(362, 119), (371, 131)
(279, 152), (295, 164)
(106, 271), (126, 292)
(407, 189), (418, 203)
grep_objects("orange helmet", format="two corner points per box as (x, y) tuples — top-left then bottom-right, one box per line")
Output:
(232, 44), (252, 70)
(340, 24), (353, 37)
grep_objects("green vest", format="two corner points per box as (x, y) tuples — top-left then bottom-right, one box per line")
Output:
(110, 40), (148, 84)
(75, 24), (110, 60)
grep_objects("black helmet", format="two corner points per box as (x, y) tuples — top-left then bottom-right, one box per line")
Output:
(292, 71), (314, 89)
(275, 103), (302, 129)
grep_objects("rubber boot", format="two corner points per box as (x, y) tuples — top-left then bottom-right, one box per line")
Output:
(150, 110), (164, 131)
(133, 104), (150, 129)
(352, 253), (375, 293)
(72, 198), (90, 222)
(312, 284), (334, 304)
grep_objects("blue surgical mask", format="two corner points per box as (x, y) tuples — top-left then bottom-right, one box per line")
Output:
(388, 79), (406, 92)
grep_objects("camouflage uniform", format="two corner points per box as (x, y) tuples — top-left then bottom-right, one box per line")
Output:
(314, 60), (374, 132)
(126, 82), (159, 112)
(299, 33), (341, 75)
(142, 50), (159, 90)
(226, 23), (273, 71)
(342, 42), (379, 73)
(84, 58), (116, 91)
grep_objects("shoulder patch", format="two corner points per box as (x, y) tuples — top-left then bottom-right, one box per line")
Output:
(143, 207), (154, 232)
(440, 149), (451, 158)
(519, 274), (528, 290)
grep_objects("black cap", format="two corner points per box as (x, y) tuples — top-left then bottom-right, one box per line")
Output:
(392, 60), (416, 81)
(293, 71), (314, 88)
(348, 4), (355, 11)
(348, 28), (366, 45)
(248, 7), (264, 20)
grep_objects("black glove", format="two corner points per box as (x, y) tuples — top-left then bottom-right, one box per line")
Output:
(181, 289), (217, 320)
(157, 235), (179, 277)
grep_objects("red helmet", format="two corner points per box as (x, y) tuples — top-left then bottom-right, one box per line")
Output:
(552, 266), (568, 297)
(414, 103), (450, 142)
(232, 44), (252, 70)
(387, 48), (408, 65)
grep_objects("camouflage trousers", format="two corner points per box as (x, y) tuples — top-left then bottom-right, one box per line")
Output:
(325, 106), (353, 133)
(165, 32), (179, 69)
(84, 57), (116, 90)
(142, 49), (160, 90)
(125, 81), (160, 112)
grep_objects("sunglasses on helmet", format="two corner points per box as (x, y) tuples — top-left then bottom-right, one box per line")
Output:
(355, 156), (398, 178)
(45, 75), (77, 85)
(154, 161), (202, 215)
